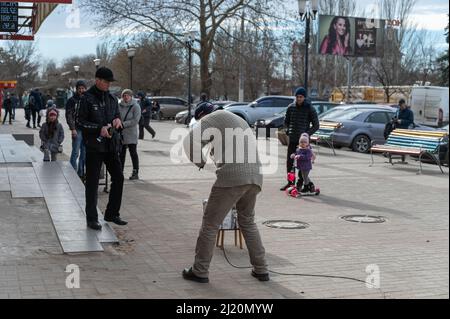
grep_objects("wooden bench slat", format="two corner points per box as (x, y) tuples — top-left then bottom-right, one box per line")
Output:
(371, 146), (422, 155)
(393, 129), (448, 138)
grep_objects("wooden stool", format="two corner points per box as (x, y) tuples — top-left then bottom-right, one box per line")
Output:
(216, 228), (244, 249)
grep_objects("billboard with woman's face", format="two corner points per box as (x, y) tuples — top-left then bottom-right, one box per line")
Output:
(318, 15), (385, 57)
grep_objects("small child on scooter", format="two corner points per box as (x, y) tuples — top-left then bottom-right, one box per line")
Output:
(290, 133), (316, 193)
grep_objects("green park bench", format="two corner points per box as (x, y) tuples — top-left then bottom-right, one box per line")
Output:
(370, 129), (448, 174)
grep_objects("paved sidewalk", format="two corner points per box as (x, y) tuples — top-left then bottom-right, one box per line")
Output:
(0, 110), (448, 299)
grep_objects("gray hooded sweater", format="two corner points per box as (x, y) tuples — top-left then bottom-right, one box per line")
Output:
(183, 110), (263, 189)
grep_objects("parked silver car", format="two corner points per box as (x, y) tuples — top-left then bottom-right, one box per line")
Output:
(149, 96), (189, 119)
(226, 96), (294, 125)
(174, 101), (247, 124)
(321, 105), (435, 153)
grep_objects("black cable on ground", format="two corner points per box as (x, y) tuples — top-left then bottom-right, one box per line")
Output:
(221, 246), (386, 296)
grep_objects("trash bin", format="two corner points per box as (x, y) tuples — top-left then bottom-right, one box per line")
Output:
(55, 89), (67, 109)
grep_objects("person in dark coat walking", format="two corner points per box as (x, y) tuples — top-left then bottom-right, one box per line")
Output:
(66, 80), (87, 178)
(29, 88), (43, 128)
(77, 67), (127, 231)
(137, 92), (156, 139)
(281, 87), (319, 191)
(2, 93), (13, 124)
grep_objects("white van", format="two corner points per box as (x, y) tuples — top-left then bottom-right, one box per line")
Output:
(409, 86), (449, 128)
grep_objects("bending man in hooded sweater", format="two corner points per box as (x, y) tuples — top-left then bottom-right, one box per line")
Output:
(181, 105), (269, 283)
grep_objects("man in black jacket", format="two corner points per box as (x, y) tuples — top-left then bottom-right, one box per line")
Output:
(281, 87), (319, 191)
(137, 92), (156, 139)
(78, 67), (127, 230)
(2, 93), (12, 125)
(66, 80), (87, 178)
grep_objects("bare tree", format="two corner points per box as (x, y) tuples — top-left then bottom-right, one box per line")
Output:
(79, 0), (286, 96)
(366, 0), (417, 102)
(0, 42), (40, 97)
(436, 14), (449, 86)
(110, 35), (185, 95)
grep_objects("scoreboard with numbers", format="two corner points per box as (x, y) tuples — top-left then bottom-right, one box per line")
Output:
(0, 2), (18, 33)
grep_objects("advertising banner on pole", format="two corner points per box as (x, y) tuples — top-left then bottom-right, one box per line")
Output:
(318, 15), (386, 57)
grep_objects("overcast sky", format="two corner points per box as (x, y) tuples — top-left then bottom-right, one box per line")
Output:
(2, 0), (449, 66)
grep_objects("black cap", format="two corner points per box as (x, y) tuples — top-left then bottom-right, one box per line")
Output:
(95, 67), (116, 82)
(399, 98), (406, 104)
(76, 80), (87, 88)
(137, 91), (146, 98)
(194, 101), (215, 120)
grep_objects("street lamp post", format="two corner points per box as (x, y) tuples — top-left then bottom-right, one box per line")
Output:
(126, 47), (136, 90)
(93, 58), (101, 70)
(74, 65), (80, 80)
(184, 31), (195, 124)
(298, 0), (318, 93)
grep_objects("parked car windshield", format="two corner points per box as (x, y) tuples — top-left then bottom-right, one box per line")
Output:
(327, 109), (366, 121)
(320, 108), (348, 120)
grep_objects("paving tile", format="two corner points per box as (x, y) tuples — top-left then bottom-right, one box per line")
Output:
(59, 240), (104, 253)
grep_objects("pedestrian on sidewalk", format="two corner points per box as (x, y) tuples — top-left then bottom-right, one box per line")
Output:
(137, 91), (156, 139)
(119, 89), (141, 180)
(39, 107), (64, 162)
(22, 90), (32, 128)
(78, 67), (127, 231)
(181, 105), (269, 283)
(2, 92), (13, 125)
(280, 87), (319, 191)
(29, 88), (43, 129)
(66, 80), (87, 179)
(10, 93), (18, 121)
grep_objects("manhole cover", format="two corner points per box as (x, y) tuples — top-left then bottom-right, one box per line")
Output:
(263, 220), (309, 229)
(340, 215), (386, 223)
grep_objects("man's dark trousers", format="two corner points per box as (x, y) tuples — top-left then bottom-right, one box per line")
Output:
(139, 117), (155, 139)
(85, 151), (124, 222)
(286, 141), (298, 174)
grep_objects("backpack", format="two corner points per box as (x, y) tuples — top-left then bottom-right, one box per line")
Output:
(28, 95), (35, 107)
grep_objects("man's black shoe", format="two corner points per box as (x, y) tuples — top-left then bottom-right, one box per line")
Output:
(280, 183), (293, 191)
(87, 221), (102, 230)
(251, 270), (270, 281)
(182, 267), (209, 283)
(104, 216), (128, 225)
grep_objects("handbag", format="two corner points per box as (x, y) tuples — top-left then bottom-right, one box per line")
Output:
(108, 127), (123, 154)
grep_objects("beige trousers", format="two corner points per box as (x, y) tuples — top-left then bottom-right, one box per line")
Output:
(192, 184), (268, 278)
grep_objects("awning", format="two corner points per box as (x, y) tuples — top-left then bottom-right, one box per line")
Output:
(0, 80), (17, 89)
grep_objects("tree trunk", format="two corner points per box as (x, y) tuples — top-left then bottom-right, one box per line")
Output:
(200, 50), (212, 97)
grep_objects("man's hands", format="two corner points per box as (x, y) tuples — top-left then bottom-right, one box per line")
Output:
(100, 124), (112, 138)
(112, 118), (123, 129)
(71, 130), (77, 138)
(100, 119), (123, 138)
